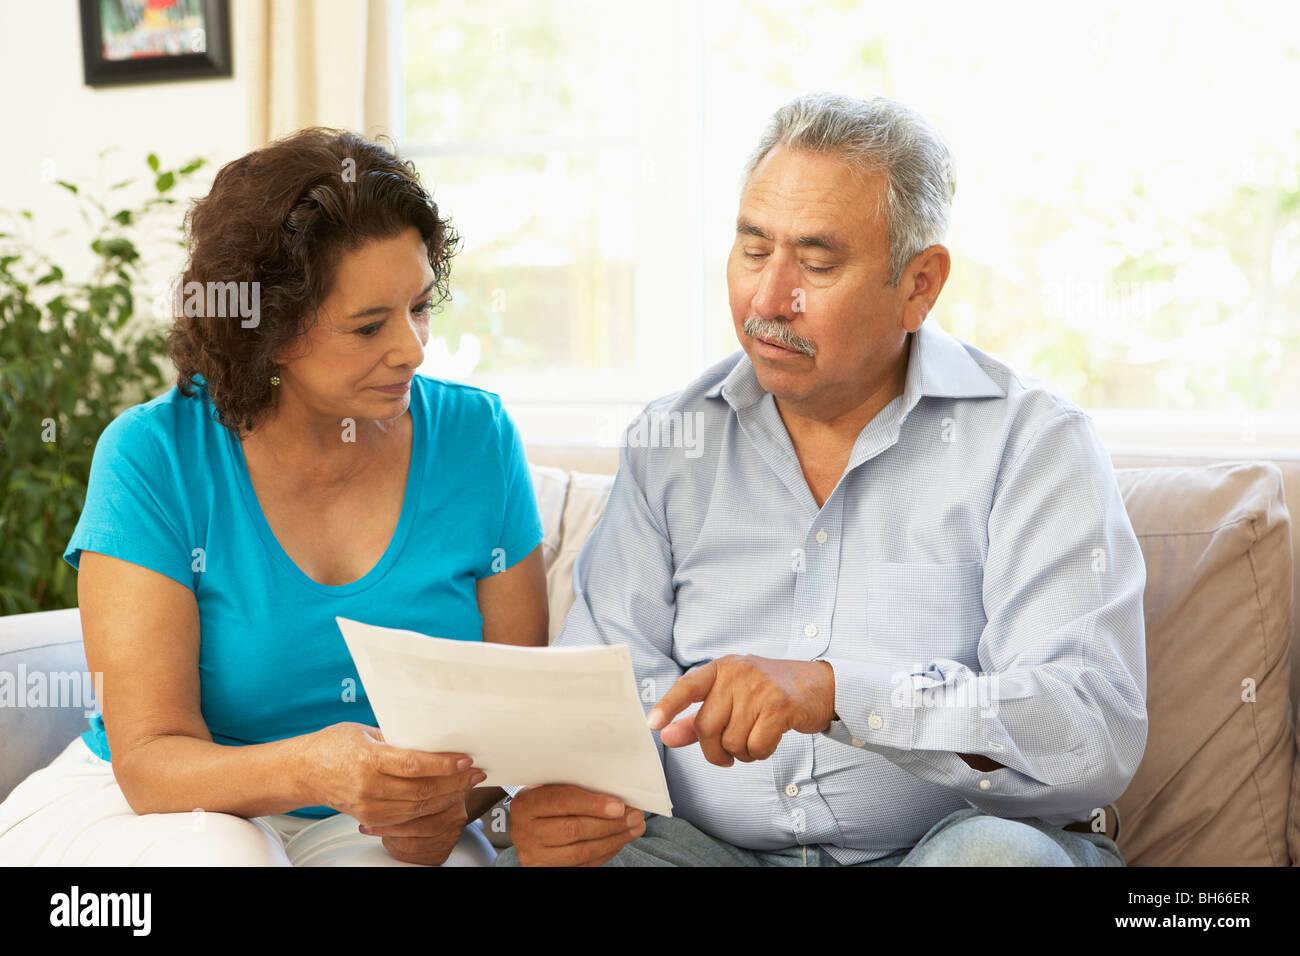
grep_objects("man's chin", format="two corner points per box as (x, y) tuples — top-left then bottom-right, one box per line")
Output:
(750, 358), (813, 400)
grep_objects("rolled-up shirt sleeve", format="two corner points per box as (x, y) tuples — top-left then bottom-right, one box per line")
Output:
(821, 408), (1148, 824)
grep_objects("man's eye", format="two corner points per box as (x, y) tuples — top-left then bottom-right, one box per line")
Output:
(803, 264), (833, 274)
(743, 251), (768, 260)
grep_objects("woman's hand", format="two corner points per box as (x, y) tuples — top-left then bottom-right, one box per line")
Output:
(359, 802), (470, 865)
(302, 722), (484, 829)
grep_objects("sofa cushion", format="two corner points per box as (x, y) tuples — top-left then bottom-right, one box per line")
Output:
(1113, 462), (1294, 866)
(528, 464), (568, 571)
(545, 471), (616, 642)
(0, 608), (91, 802)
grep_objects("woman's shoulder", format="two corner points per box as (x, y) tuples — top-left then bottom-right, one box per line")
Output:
(95, 377), (220, 462)
(412, 373), (513, 431)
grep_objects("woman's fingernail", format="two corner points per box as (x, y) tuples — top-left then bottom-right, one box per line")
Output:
(456, 757), (473, 770)
(358, 825), (373, 835)
(470, 772), (487, 786)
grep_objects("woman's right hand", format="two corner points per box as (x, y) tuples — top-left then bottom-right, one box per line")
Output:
(301, 723), (485, 828)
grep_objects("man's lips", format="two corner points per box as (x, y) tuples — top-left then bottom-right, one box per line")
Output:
(753, 333), (805, 355)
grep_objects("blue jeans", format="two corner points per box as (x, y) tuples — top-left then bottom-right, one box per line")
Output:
(493, 807), (1124, 867)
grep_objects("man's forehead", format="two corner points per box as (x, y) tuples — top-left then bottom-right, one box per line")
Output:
(737, 147), (886, 248)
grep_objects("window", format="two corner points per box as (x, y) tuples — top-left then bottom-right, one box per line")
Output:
(400, 0), (1300, 449)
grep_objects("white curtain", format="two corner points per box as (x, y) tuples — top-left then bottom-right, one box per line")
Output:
(244, 0), (396, 147)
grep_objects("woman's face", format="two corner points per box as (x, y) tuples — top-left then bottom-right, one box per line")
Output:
(275, 225), (436, 426)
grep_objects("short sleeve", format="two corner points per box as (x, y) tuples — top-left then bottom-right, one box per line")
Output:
(485, 400), (544, 576)
(63, 409), (197, 591)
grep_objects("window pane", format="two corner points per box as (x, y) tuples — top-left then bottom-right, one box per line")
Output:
(405, 0), (1300, 424)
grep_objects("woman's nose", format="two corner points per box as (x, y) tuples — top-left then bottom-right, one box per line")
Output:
(390, 313), (426, 366)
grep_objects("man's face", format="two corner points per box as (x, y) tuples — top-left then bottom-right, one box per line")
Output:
(727, 144), (910, 415)
(277, 225), (434, 424)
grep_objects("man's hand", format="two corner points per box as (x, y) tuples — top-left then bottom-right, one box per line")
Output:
(646, 656), (837, 766)
(359, 791), (472, 866)
(509, 784), (646, 867)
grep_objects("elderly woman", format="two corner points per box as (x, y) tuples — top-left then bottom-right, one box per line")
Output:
(0, 128), (548, 866)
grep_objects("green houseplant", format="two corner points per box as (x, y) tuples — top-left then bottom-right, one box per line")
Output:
(0, 152), (207, 614)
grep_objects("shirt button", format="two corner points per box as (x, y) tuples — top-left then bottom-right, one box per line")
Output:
(979, 779), (991, 790)
(784, 783), (800, 798)
(815, 529), (828, 545)
(850, 738), (865, 748)
(804, 623), (818, 638)
(868, 713), (883, 730)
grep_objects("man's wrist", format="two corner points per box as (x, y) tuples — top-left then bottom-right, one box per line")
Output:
(815, 660), (839, 730)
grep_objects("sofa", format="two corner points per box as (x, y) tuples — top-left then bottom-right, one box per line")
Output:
(3, 445), (1297, 866)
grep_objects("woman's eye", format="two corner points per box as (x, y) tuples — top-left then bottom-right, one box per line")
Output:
(413, 299), (433, 316)
(356, 322), (382, 338)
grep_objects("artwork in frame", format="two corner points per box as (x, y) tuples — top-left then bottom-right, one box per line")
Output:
(79, 0), (232, 87)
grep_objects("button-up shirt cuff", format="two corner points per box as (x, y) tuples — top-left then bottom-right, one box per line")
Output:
(818, 657), (916, 751)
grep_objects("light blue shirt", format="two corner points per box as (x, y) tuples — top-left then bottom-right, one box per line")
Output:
(64, 373), (544, 818)
(549, 319), (1147, 864)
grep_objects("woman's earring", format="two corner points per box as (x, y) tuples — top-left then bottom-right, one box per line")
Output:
(270, 370), (281, 386)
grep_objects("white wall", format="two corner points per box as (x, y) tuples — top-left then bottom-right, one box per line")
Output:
(0, 0), (262, 289)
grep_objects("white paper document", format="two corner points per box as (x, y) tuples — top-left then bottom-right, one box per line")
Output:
(335, 617), (673, 816)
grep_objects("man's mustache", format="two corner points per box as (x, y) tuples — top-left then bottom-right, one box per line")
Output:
(743, 316), (817, 357)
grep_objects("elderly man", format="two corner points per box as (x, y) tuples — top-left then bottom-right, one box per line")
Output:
(497, 93), (1147, 867)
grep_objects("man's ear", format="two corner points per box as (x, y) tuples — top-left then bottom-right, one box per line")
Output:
(901, 245), (950, 333)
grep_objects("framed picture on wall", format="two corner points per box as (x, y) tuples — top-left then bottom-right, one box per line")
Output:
(79, 0), (232, 87)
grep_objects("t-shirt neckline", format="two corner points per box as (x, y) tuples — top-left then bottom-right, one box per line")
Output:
(221, 380), (427, 596)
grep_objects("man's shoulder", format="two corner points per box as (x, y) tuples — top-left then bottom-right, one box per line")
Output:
(945, 336), (1107, 486)
(611, 352), (743, 489)
(637, 350), (742, 419)
(949, 335), (1092, 433)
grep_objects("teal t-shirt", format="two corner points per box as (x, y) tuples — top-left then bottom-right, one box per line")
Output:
(63, 373), (544, 817)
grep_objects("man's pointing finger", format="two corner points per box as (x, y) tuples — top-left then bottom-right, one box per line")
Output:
(646, 662), (717, 730)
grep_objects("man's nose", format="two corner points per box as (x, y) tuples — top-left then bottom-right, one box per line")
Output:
(751, 250), (800, 320)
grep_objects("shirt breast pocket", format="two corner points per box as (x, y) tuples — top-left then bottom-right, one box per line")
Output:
(864, 561), (986, 670)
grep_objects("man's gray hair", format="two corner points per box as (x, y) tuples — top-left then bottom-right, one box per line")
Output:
(741, 93), (956, 287)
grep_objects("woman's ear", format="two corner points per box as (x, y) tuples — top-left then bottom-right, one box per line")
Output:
(269, 315), (314, 367)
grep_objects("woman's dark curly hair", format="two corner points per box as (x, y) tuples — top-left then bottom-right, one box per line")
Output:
(166, 127), (458, 436)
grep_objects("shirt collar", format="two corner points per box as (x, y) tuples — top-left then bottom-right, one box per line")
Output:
(705, 317), (1005, 411)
